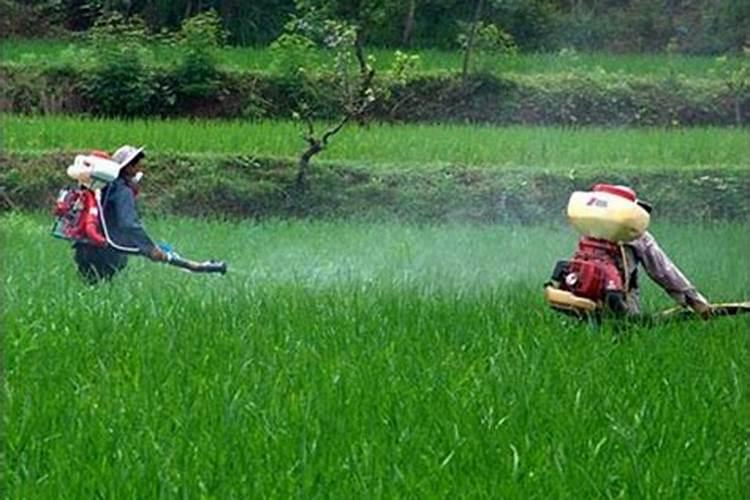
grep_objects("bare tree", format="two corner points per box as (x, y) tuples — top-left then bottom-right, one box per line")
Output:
(461, 0), (485, 84)
(293, 23), (376, 189)
(402, 0), (417, 47)
(269, 1), (392, 190)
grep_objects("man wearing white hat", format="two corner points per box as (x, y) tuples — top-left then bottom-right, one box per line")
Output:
(74, 145), (167, 282)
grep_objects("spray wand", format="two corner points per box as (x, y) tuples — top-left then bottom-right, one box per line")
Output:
(158, 243), (227, 275)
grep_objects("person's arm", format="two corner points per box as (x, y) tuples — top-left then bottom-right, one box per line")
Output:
(109, 184), (165, 261)
(630, 232), (711, 316)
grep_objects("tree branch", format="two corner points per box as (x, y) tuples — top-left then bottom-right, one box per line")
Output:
(302, 114), (317, 146)
(321, 114), (351, 147)
(353, 28), (376, 123)
(294, 24), (378, 190)
(462, 0), (485, 83)
(0, 186), (17, 210)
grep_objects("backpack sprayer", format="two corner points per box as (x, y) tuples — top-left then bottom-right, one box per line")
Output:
(544, 184), (648, 318)
(53, 151), (227, 276)
(544, 184), (748, 321)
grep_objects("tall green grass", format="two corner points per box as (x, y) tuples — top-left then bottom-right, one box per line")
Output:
(4, 116), (747, 171)
(1, 39), (744, 78)
(3, 213), (748, 497)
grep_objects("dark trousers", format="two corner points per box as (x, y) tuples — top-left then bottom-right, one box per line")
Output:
(73, 243), (128, 284)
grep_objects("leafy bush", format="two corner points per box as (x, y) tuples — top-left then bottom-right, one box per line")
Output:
(66, 10), (229, 116)
(78, 13), (158, 117)
(269, 33), (319, 78)
(171, 10), (225, 99)
(710, 49), (750, 125)
(388, 50), (421, 86)
(457, 21), (518, 74)
(0, 0), (65, 38)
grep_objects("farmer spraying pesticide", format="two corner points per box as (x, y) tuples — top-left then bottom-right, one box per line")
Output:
(53, 145), (227, 283)
(544, 184), (748, 320)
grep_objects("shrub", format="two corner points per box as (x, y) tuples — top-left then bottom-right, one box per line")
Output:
(269, 33), (319, 78)
(171, 10), (225, 99)
(0, 0), (65, 38)
(78, 13), (158, 117)
(457, 21), (517, 75)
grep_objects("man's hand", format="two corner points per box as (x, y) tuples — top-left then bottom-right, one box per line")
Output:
(691, 301), (713, 320)
(148, 246), (168, 262)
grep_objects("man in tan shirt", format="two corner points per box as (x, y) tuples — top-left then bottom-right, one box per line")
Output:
(621, 231), (711, 317)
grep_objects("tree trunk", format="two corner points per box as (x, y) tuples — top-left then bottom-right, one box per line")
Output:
(461, 0), (485, 84)
(353, 29), (375, 126)
(295, 115), (350, 190)
(296, 142), (322, 190)
(735, 95), (742, 126)
(402, 0), (417, 47)
(667, 0), (674, 27)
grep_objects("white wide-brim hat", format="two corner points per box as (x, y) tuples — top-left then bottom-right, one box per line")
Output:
(112, 145), (145, 169)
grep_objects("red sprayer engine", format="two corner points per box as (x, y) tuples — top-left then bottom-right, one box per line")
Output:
(52, 187), (107, 246)
(558, 237), (624, 301)
(51, 150), (115, 247)
(545, 184), (648, 316)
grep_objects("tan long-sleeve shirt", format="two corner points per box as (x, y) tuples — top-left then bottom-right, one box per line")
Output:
(621, 231), (709, 315)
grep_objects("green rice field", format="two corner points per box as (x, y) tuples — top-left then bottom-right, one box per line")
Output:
(4, 116), (747, 171)
(2, 45), (749, 495)
(1, 39), (745, 78)
(3, 213), (748, 497)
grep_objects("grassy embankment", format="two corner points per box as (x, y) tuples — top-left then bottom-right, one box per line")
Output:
(3, 116), (747, 220)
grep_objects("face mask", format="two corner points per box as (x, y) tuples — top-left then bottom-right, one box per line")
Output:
(132, 172), (144, 184)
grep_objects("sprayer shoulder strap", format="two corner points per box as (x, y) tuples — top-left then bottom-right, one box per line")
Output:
(618, 244), (645, 312)
(97, 181), (141, 254)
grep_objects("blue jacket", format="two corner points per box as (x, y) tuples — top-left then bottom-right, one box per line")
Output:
(101, 178), (155, 254)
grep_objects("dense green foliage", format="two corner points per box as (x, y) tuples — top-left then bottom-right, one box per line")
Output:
(4, 214), (748, 497)
(3, 63), (748, 124)
(63, 11), (226, 117)
(3, 20), (746, 123)
(1, 0), (748, 53)
(4, 40), (747, 78)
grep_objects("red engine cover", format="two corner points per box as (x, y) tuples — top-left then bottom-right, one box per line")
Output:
(563, 237), (625, 301)
(78, 190), (107, 247)
(53, 188), (107, 247)
(564, 259), (624, 300)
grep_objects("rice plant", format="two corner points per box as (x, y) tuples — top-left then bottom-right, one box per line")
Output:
(4, 115), (747, 172)
(3, 213), (748, 498)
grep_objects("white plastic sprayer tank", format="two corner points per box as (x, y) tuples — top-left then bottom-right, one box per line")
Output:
(67, 154), (122, 186)
(567, 185), (650, 242)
